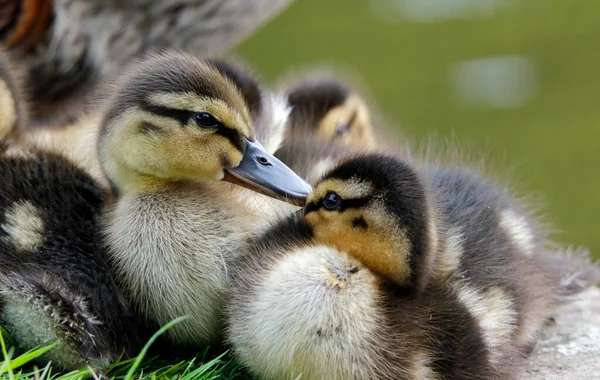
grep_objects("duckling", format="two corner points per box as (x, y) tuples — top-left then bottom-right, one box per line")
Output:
(227, 154), (599, 380)
(0, 48), (143, 370)
(14, 56), (290, 189)
(0, 49), (26, 140)
(1, 0), (296, 123)
(280, 70), (383, 150)
(273, 72), (393, 184)
(0, 146), (144, 370)
(98, 51), (311, 346)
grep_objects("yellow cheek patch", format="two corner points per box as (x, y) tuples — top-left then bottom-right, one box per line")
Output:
(159, 133), (242, 179)
(343, 96), (376, 149)
(316, 101), (354, 140)
(105, 107), (246, 188)
(317, 95), (376, 149)
(309, 206), (413, 286)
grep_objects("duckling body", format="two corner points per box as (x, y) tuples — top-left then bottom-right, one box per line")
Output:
(228, 154), (599, 380)
(99, 51), (309, 345)
(0, 148), (143, 370)
(228, 215), (508, 380)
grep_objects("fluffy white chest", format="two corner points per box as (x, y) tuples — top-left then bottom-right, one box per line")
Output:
(105, 184), (257, 344)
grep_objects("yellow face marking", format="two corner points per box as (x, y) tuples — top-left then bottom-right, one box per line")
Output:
(317, 95), (376, 149)
(0, 80), (17, 138)
(308, 178), (373, 206)
(103, 107), (244, 193)
(305, 201), (413, 286)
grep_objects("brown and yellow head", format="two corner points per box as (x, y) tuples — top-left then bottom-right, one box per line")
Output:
(285, 77), (376, 150)
(304, 155), (437, 291)
(98, 51), (311, 204)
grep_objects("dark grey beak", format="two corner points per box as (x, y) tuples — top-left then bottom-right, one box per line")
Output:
(223, 139), (312, 206)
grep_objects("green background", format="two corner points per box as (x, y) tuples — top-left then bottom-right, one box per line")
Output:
(236, 0), (599, 258)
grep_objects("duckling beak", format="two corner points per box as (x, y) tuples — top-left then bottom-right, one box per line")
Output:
(223, 139), (312, 206)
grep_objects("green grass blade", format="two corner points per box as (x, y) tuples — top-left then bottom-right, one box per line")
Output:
(0, 328), (15, 379)
(0, 326), (17, 348)
(123, 316), (189, 380)
(4, 341), (59, 372)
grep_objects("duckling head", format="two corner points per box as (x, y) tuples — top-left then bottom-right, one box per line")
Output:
(304, 154), (437, 291)
(286, 77), (376, 149)
(98, 51), (311, 204)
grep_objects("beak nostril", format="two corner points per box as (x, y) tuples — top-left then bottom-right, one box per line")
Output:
(256, 156), (272, 166)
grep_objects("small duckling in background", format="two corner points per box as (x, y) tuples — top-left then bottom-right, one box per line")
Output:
(274, 70), (397, 185)
(278, 69), (383, 150)
(98, 51), (310, 346)
(228, 153), (599, 380)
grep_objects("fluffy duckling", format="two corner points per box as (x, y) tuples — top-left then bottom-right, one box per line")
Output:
(0, 49), (26, 139)
(273, 72), (392, 185)
(99, 51), (311, 346)
(280, 71), (381, 150)
(0, 146), (144, 370)
(13, 57), (290, 189)
(228, 154), (599, 380)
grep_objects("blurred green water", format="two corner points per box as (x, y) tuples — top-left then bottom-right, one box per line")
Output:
(236, 0), (600, 258)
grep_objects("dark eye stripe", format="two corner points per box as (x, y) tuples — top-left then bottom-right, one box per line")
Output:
(339, 197), (370, 211)
(346, 109), (358, 127)
(215, 127), (245, 153)
(139, 102), (192, 125)
(305, 196), (370, 213)
(139, 101), (245, 153)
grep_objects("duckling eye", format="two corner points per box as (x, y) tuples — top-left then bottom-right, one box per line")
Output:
(193, 112), (220, 129)
(335, 123), (349, 136)
(322, 191), (343, 210)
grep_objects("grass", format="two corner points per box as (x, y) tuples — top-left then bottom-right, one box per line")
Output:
(0, 318), (248, 380)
